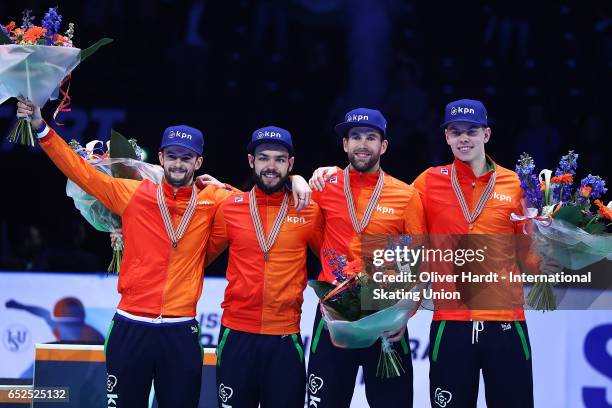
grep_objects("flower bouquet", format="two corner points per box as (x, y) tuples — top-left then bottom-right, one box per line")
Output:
(1, 8), (112, 145)
(309, 235), (424, 378)
(66, 130), (162, 273)
(513, 151), (612, 310)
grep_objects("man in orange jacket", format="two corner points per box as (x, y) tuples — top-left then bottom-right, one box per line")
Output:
(412, 99), (552, 408)
(307, 108), (427, 408)
(205, 126), (323, 407)
(16, 101), (311, 408)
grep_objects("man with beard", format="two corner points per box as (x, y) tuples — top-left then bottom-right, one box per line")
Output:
(306, 109), (427, 407)
(16, 101), (311, 408)
(205, 126), (323, 408)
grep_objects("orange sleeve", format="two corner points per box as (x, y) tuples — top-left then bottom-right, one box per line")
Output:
(311, 166), (341, 204)
(411, 168), (430, 198)
(205, 200), (229, 266)
(308, 205), (324, 257)
(219, 183), (242, 196)
(39, 128), (140, 215)
(312, 189), (323, 205)
(403, 188), (428, 236)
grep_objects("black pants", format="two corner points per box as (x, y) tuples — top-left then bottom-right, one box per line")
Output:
(429, 320), (534, 408)
(104, 314), (203, 408)
(306, 306), (413, 408)
(215, 324), (306, 408)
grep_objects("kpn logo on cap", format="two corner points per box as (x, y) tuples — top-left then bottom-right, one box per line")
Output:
(441, 99), (488, 128)
(247, 125), (294, 155)
(334, 108), (387, 138)
(160, 125), (204, 155)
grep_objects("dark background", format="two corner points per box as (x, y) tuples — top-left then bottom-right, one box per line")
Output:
(0, 0), (610, 276)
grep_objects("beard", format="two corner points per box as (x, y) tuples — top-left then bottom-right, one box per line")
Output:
(252, 168), (289, 194)
(164, 166), (194, 188)
(347, 149), (381, 173)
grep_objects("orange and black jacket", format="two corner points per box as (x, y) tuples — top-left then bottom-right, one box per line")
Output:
(412, 158), (541, 322)
(39, 128), (234, 318)
(313, 167), (427, 284)
(206, 188), (324, 335)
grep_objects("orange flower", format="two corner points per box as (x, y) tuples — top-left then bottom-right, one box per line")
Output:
(539, 181), (546, 191)
(580, 186), (592, 198)
(5, 21), (16, 32)
(23, 26), (47, 43)
(13, 28), (23, 36)
(551, 173), (573, 184)
(54, 34), (66, 44)
(594, 200), (612, 221)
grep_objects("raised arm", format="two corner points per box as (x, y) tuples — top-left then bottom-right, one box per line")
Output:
(17, 100), (139, 215)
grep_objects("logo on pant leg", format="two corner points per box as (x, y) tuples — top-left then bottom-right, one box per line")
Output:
(107, 375), (118, 392)
(308, 374), (324, 394)
(106, 374), (118, 407)
(434, 387), (453, 407)
(308, 374), (324, 407)
(219, 383), (234, 406)
(501, 323), (512, 331)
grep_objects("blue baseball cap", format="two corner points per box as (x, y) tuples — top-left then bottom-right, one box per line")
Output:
(160, 125), (204, 155)
(247, 126), (294, 155)
(334, 108), (387, 138)
(440, 99), (488, 128)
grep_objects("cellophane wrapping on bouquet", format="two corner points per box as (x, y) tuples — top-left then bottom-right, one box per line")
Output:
(309, 235), (426, 378)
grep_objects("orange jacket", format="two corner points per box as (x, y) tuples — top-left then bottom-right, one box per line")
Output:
(206, 189), (323, 335)
(412, 158), (540, 321)
(40, 129), (234, 318)
(313, 167), (427, 284)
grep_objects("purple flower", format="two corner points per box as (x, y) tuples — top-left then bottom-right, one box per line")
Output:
(521, 174), (544, 208)
(551, 182), (573, 203)
(516, 153), (543, 208)
(580, 174), (607, 200)
(555, 150), (578, 176)
(42, 7), (62, 45)
(128, 139), (145, 161)
(21, 9), (35, 30)
(516, 153), (536, 176)
(552, 151), (578, 203)
(323, 249), (349, 282)
(0, 25), (11, 40)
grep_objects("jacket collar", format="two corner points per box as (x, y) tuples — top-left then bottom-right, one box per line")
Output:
(161, 178), (195, 199)
(453, 155), (496, 181)
(347, 168), (383, 186)
(252, 187), (289, 204)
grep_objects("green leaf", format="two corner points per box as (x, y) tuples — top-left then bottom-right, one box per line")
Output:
(553, 205), (583, 226)
(109, 129), (141, 180)
(109, 129), (137, 159)
(308, 281), (336, 300)
(0, 29), (11, 44)
(584, 221), (606, 235)
(79, 38), (113, 62)
(308, 280), (366, 321)
(326, 293), (363, 321)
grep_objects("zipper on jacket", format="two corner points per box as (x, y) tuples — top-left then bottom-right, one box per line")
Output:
(159, 189), (177, 318)
(260, 194), (268, 328)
